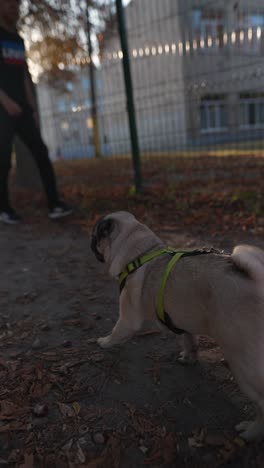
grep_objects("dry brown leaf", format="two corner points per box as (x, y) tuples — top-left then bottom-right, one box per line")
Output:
(162, 433), (178, 465)
(0, 421), (28, 433)
(76, 442), (86, 464)
(82, 457), (105, 468)
(205, 433), (227, 447)
(188, 436), (204, 448)
(63, 319), (82, 327)
(0, 358), (9, 368)
(19, 453), (34, 468)
(233, 436), (246, 448)
(30, 382), (52, 398)
(0, 400), (18, 416)
(0, 400), (26, 420)
(57, 402), (75, 417)
(137, 329), (161, 337)
(90, 353), (104, 363)
(218, 441), (236, 464)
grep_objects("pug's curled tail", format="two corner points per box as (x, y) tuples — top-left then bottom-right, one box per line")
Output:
(231, 245), (264, 289)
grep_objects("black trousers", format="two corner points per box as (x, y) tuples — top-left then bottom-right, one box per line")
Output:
(0, 105), (59, 211)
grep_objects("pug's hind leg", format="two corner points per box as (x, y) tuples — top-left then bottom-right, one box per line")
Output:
(178, 332), (198, 365)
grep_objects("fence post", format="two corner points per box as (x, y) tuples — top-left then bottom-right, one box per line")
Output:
(115, 0), (142, 192)
(86, 2), (101, 158)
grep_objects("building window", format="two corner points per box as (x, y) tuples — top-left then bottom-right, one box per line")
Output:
(192, 9), (225, 49)
(70, 101), (77, 111)
(238, 13), (264, 53)
(240, 93), (264, 127)
(84, 98), (91, 109)
(66, 82), (74, 92)
(61, 121), (69, 131)
(86, 117), (93, 129)
(57, 98), (66, 112)
(81, 77), (90, 89)
(200, 95), (227, 132)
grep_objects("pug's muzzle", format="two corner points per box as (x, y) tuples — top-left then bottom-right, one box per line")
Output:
(91, 235), (104, 262)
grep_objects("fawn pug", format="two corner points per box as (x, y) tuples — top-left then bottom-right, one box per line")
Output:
(91, 211), (264, 441)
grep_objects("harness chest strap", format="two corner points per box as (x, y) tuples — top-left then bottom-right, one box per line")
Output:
(118, 247), (187, 334)
(118, 247), (176, 293)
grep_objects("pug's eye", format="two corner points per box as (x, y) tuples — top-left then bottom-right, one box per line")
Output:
(97, 218), (114, 239)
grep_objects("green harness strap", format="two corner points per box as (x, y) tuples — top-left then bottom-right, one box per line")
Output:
(156, 251), (185, 323)
(118, 246), (220, 334)
(118, 247), (185, 334)
(118, 247), (176, 291)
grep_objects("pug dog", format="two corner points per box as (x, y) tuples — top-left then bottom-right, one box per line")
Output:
(91, 211), (264, 441)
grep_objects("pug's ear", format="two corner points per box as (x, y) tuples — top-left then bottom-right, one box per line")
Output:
(97, 218), (115, 240)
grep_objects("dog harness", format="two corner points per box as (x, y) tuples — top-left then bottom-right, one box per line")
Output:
(119, 247), (219, 334)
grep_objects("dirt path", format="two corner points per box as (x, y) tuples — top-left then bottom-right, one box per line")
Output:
(0, 219), (263, 467)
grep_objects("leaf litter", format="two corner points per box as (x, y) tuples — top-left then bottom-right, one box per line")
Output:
(1, 155), (264, 466)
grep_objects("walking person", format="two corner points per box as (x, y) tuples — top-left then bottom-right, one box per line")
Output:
(0, 0), (72, 224)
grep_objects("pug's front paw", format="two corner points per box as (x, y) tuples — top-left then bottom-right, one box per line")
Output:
(97, 336), (113, 348)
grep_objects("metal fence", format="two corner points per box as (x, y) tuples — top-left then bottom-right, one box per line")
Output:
(38, 0), (264, 164)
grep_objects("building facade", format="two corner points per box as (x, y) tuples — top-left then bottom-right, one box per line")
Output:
(37, 67), (106, 160)
(100, 0), (264, 153)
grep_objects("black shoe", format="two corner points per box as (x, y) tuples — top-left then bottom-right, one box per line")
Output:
(49, 201), (73, 220)
(0, 208), (22, 225)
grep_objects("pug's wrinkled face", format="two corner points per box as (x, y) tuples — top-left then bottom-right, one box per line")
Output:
(91, 216), (115, 263)
(91, 211), (137, 268)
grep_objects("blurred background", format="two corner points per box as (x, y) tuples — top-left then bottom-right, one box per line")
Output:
(14, 0), (263, 235)
(20, 0), (264, 161)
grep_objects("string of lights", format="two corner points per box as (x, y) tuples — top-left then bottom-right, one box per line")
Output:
(102, 25), (263, 64)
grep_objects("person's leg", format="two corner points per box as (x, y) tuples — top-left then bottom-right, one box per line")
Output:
(16, 108), (60, 210)
(0, 108), (21, 223)
(0, 108), (14, 210)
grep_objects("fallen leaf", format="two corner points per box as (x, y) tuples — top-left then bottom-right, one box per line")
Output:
(0, 400), (18, 416)
(90, 353), (104, 363)
(62, 438), (73, 451)
(205, 433), (226, 447)
(233, 436), (246, 448)
(0, 458), (8, 465)
(57, 402), (75, 418)
(218, 441), (236, 463)
(83, 457), (105, 468)
(0, 400), (25, 420)
(63, 319), (82, 327)
(72, 401), (81, 415)
(137, 329), (161, 337)
(139, 445), (148, 454)
(0, 421), (27, 433)
(93, 432), (105, 445)
(0, 358), (8, 368)
(76, 442), (86, 464)
(188, 436), (204, 448)
(19, 453), (34, 468)
(30, 382), (52, 398)
(32, 403), (48, 417)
